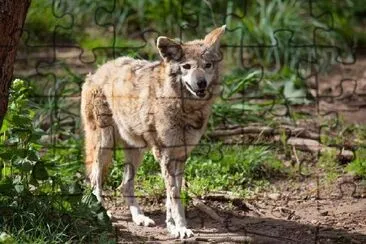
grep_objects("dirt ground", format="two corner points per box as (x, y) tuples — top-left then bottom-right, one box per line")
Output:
(105, 58), (366, 243)
(106, 175), (366, 244)
(299, 55), (366, 124)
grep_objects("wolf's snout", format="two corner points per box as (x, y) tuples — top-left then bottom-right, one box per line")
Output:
(197, 79), (207, 89)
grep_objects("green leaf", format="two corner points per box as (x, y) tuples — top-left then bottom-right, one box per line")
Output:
(226, 70), (261, 98)
(230, 103), (261, 111)
(283, 79), (308, 104)
(27, 149), (40, 161)
(0, 232), (15, 244)
(15, 148), (28, 158)
(0, 118), (10, 134)
(6, 137), (19, 145)
(29, 175), (39, 187)
(0, 178), (14, 196)
(69, 182), (82, 195)
(14, 184), (25, 194)
(0, 151), (13, 160)
(89, 201), (103, 213)
(32, 161), (49, 180)
(81, 190), (98, 205)
(62, 182), (82, 195)
(10, 114), (32, 128)
(97, 211), (110, 226)
(15, 159), (33, 172)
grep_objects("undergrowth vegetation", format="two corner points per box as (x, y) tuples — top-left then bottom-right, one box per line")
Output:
(0, 80), (112, 243)
(24, 0), (364, 66)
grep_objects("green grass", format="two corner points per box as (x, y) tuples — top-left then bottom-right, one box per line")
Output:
(108, 144), (285, 198)
(317, 118), (366, 180)
(318, 148), (342, 183)
(347, 149), (366, 179)
(104, 142), (285, 199)
(186, 144), (285, 196)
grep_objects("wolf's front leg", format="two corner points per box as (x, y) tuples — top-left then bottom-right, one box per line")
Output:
(161, 157), (193, 239)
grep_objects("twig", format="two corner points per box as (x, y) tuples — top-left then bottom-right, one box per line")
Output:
(292, 145), (300, 165)
(192, 198), (224, 223)
(291, 145), (303, 175)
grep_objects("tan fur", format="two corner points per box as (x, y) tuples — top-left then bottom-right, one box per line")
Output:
(81, 26), (225, 239)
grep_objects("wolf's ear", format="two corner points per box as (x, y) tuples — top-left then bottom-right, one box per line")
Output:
(204, 25), (226, 53)
(157, 37), (183, 61)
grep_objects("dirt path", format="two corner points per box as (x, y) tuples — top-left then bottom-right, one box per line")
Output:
(299, 56), (366, 124)
(108, 182), (366, 243)
(107, 174), (366, 243)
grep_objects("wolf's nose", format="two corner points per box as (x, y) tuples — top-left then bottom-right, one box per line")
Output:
(197, 79), (207, 89)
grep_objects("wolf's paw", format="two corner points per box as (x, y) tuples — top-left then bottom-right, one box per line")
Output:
(132, 214), (155, 227)
(168, 224), (194, 239)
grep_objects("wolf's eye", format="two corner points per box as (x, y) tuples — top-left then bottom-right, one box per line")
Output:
(204, 63), (212, 69)
(182, 64), (191, 69)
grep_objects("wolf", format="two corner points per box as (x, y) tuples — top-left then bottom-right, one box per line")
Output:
(80, 25), (225, 239)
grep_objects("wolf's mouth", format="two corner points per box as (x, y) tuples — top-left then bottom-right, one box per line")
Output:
(195, 90), (206, 98)
(185, 82), (206, 98)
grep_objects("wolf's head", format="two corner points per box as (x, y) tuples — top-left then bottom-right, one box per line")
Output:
(157, 25), (225, 99)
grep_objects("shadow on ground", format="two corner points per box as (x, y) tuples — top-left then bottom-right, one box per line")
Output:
(111, 204), (366, 243)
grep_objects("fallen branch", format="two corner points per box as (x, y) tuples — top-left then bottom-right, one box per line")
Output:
(287, 137), (354, 161)
(195, 236), (253, 243)
(204, 191), (242, 201)
(208, 126), (354, 161)
(192, 198), (224, 223)
(209, 126), (319, 140)
(287, 137), (321, 152)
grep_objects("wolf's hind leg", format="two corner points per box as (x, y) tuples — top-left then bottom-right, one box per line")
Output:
(119, 147), (155, 227)
(87, 126), (114, 203)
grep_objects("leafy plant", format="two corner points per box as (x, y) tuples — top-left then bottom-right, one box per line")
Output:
(0, 79), (113, 243)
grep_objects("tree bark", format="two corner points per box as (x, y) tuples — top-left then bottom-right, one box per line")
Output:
(0, 0), (31, 128)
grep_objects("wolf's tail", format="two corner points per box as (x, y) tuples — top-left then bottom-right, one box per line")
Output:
(81, 76), (98, 131)
(81, 76), (115, 181)
(80, 77), (99, 178)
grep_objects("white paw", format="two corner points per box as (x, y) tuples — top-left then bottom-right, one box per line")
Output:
(132, 214), (155, 227)
(168, 225), (194, 239)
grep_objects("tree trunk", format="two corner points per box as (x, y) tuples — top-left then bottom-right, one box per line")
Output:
(0, 0), (31, 128)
